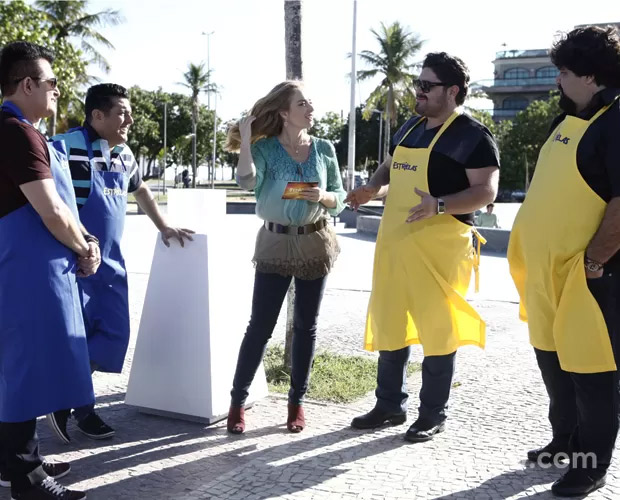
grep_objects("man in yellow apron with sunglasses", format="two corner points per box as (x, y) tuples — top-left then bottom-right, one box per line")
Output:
(509, 27), (620, 498)
(347, 52), (499, 443)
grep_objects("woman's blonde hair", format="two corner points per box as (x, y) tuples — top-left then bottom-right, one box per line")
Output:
(225, 80), (303, 152)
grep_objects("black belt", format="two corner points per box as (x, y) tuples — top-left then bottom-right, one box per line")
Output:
(264, 219), (327, 235)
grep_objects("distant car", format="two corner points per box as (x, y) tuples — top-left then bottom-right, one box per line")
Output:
(495, 189), (512, 202)
(511, 190), (526, 202)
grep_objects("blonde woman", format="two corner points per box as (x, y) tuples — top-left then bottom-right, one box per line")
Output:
(225, 81), (346, 434)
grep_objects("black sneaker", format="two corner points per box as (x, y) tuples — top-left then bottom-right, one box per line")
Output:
(1, 462), (70, 488)
(46, 410), (72, 444)
(11, 476), (86, 500)
(75, 412), (115, 440)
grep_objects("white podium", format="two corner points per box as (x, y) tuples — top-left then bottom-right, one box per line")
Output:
(125, 189), (268, 424)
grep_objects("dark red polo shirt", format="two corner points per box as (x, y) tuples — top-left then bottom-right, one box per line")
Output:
(0, 109), (52, 218)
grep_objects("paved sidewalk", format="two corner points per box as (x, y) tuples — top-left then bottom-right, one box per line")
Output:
(11, 215), (618, 500)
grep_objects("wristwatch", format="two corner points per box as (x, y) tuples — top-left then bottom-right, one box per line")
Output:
(584, 255), (604, 272)
(437, 198), (446, 215)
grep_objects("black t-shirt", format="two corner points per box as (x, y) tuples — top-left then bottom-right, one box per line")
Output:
(389, 113), (500, 224)
(548, 87), (620, 270)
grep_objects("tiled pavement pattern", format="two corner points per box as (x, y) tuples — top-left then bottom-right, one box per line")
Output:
(7, 215), (618, 500)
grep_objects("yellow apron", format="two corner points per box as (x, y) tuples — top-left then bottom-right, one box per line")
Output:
(364, 112), (485, 355)
(508, 101), (617, 374)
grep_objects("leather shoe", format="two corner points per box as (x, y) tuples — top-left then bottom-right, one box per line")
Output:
(404, 418), (445, 442)
(227, 406), (245, 434)
(287, 403), (305, 433)
(551, 468), (606, 497)
(351, 407), (406, 429)
(527, 439), (570, 464)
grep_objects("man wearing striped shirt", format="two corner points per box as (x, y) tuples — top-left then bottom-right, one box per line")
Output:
(47, 84), (194, 444)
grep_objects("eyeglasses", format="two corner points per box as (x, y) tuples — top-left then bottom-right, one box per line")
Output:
(414, 79), (449, 93)
(13, 76), (58, 89)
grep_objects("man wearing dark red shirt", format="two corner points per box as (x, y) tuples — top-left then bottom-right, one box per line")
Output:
(0, 41), (99, 500)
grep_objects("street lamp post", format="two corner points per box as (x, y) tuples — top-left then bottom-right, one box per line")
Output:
(162, 101), (167, 195)
(371, 109), (383, 165)
(211, 93), (217, 189)
(202, 31), (214, 110)
(202, 30), (215, 184)
(346, 0), (358, 192)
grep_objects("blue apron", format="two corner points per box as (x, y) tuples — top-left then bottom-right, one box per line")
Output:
(70, 127), (130, 373)
(0, 103), (94, 422)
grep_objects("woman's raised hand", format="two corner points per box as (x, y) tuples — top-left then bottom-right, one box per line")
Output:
(239, 115), (256, 146)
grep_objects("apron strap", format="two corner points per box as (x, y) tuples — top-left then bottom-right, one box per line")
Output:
(428, 110), (461, 150)
(552, 95), (620, 138)
(67, 126), (96, 162)
(471, 227), (487, 293)
(1, 101), (33, 126)
(398, 117), (427, 145)
(78, 127), (95, 161)
(588, 95), (620, 123)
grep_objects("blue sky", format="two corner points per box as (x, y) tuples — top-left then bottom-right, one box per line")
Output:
(84, 0), (618, 121)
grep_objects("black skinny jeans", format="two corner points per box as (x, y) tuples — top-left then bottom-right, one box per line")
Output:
(231, 270), (327, 407)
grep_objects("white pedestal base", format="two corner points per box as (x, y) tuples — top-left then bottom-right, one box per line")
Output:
(125, 191), (268, 423)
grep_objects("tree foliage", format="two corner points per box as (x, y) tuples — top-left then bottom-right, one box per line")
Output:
(334, 105), (411, 172)
(309, 111), (344, 144)
(179, 62), (216, 186)
(126, 86), (226, 180)
(0, 0), (87, 126)
(357, 22), (423, 124)
(0, 0), (122, 134)
(497, 93), (561, 189)
(35, 0), (123, 72)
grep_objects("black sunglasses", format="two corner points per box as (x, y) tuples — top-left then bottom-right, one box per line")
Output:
(414, 79), (449, 93)
(13, 76), (58, 89)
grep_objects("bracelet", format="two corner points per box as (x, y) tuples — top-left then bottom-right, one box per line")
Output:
(84, 234), (99, 245)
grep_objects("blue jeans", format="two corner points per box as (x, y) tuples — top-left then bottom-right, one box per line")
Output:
(376, 347), (456, 424)
(231, 271), (327, 407)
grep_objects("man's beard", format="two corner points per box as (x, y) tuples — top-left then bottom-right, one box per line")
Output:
(416, 93), (448, 118)
(558, 86), (577, 114)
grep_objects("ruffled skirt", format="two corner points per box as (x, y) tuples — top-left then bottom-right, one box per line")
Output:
(252, 223), (340, 280)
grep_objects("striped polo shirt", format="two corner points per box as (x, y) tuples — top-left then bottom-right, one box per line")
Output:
(52, 123), (142, 208)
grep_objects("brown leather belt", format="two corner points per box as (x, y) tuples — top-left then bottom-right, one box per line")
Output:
(264, 218), (327, 235)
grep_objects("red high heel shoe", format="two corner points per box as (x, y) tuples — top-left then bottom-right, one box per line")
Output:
(287, 403), (305, 433)
(227, 406), (245, 434)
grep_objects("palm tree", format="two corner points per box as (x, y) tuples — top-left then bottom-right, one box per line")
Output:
(179, 63), (216, 188)
(357, 22), (423, 155)
(35, 0), (123, 72)
(283, 0), (303, 371)
(284, 0), (303, 80)
(35, 0), (123, 135)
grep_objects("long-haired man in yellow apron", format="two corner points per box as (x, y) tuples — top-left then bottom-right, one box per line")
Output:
(346, 52), (500, 443)
(508, 26), (620, 497)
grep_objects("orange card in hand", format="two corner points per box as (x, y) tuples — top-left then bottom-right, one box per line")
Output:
(282, 181), (318, 200)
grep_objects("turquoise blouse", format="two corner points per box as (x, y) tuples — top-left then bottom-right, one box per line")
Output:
(239, 136), (346, 226)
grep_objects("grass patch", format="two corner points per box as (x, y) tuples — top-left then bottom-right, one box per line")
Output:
(264, 345), (420, 404)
